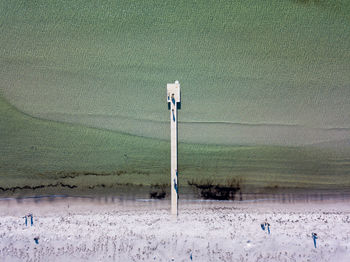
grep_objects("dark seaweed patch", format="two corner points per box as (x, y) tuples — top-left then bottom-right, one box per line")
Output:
(188, 179), (242, 200)
(149, 184), (167, 199)
(88, 184), (106, 189)
(0, 183), (77, 193)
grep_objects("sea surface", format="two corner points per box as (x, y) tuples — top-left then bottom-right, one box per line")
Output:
(1, 0), (349, 145)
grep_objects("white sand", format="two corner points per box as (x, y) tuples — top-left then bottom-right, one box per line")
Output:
(0, 198), (349, 262)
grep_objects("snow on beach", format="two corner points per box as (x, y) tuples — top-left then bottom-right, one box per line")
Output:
(0, 198), (349, 262)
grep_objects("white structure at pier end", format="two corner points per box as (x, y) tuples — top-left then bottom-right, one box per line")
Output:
(167, 81), (180, 215)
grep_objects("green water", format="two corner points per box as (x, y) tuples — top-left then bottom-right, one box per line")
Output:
(1, 96), (349, 197)
(0, 0), (349, 196)
(1, 0), (349, 145)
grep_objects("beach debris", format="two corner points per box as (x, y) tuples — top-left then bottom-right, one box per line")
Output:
(312, 233), (318, 248)
(34, 237), (39, 244)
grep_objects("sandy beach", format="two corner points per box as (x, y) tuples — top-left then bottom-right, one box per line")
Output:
(0, 198), (349, 262)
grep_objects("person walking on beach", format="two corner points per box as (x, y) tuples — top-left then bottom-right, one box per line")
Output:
(171, 94), (175, 105)
(266, 222), (270, 234)
(172, 109), (175, 122)
(260, 221), (271, 234)
(260, 223), (265, 231)
(312, 233), (318, 248)
(28, 214), (33, 226)
(23, 215), (28, 226)
(34, 237), (39, 244)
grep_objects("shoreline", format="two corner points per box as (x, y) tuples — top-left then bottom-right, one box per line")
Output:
(1, 190), (349, 202)
(1, 193), (350, 217)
